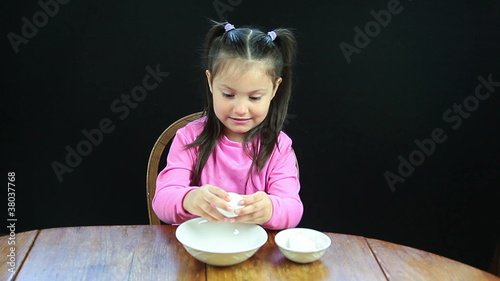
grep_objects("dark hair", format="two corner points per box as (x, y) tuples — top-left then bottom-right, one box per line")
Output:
(188, 20), (297, 186)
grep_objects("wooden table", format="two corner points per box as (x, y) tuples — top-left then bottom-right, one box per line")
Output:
(1, 225), (498, 281)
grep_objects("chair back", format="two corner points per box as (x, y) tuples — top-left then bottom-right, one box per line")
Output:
(146, 112), (204, 225)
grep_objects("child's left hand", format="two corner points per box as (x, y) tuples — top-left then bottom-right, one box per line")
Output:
(230, 191), (273, 225)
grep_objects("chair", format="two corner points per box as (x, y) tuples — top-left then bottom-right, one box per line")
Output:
(146, 112), (204, 225)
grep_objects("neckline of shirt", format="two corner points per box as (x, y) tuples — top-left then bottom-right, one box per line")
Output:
(220, 134), (244, 147)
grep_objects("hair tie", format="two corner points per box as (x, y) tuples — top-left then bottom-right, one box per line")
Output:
(224, 23), (235, 32)
(267, 31), (277, 41)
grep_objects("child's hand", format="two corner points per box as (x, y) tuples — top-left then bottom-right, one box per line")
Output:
(231, 191), (273, 225)
(182, 185), (231, 222)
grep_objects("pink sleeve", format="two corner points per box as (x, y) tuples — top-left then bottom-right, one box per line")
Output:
(262, 136), (303, 230)
(152, 128), (198, 224)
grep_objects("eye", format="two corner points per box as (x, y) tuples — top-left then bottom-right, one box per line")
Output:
(249, 96), (262, 101)
(222, 93), (234, 98)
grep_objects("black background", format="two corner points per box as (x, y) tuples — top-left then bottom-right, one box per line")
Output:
(2, 0), (499, 272)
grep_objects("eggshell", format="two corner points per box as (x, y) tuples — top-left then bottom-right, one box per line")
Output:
(216, 192), (244, 218)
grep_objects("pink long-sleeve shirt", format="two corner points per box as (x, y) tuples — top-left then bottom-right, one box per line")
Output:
(153, 117), (303, 230)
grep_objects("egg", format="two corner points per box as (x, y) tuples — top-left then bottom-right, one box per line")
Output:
(216, 192), (244, 218)
(287, 232), (317, 252)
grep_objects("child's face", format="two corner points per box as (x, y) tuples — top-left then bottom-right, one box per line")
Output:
(206, 60), (282, 142)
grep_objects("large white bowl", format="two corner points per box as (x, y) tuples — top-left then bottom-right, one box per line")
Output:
(275, 228), (331, 263)
(175, 218), (268, 266)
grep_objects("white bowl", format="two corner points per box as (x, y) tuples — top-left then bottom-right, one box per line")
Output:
(175, 218), (268, 266)
(275, 228), (331, 263)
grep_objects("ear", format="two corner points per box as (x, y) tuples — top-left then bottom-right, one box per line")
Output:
(205, 70), (214, 94)
(271, 77), (282, 99)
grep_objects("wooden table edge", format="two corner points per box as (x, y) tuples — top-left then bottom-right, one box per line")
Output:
(363, 237), (391, 280)
(365, 237), (500, 280)
(9, 229), (40, 281)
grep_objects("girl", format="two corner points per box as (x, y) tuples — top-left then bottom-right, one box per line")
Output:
(153, 21), (302, 230)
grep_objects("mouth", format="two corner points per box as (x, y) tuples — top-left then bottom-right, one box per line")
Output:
(229, 117), (252, 124)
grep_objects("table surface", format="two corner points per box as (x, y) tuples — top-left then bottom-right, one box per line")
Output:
(1, 225), (498, 281)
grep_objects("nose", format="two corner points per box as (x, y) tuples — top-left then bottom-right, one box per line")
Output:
(233, 99), (248, 116)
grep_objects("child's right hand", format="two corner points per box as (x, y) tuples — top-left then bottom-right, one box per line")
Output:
(182, 185), (232, 222)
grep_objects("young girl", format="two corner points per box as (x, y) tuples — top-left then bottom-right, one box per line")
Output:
(152, 21), (302, 230)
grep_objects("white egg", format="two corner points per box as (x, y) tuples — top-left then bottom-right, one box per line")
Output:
(216, 192), (244, 218)
(287, 232), (317, 252)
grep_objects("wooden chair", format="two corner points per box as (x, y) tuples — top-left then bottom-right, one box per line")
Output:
(146, 112), (204, 225)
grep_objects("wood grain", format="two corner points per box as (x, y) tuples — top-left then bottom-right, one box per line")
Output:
(15, 225), (205, 281)
(0, 230), (39, 281)
(8, 226), (497, 280)
(207, 232), (387, 281)
(367, 238), (500, 281)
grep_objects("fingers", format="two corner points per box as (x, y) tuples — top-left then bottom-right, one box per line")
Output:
(205, 185), (232, 208)
(183, 185), (231, 222)
(184, 188), (272, 225)
(231, 192), (272, 225)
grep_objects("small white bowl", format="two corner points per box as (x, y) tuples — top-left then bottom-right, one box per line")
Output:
(275, 228), (331, 263)
(175, 218), (268, 266)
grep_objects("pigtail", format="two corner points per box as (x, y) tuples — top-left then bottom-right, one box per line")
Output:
(249, 28), (297, 172)
(269, 28), (296, 131)
(204, 21), (226, 70)
(187, 20), (227, 186)
(272, 28), (297, 108)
